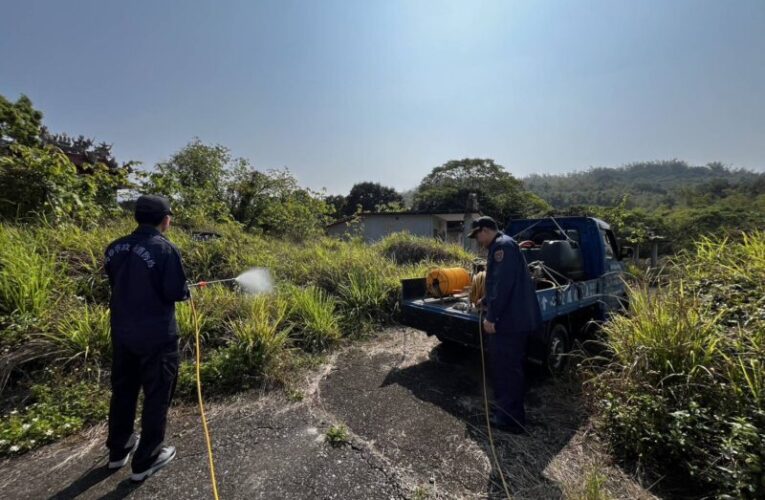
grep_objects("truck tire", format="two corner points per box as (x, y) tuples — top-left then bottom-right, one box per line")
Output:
(546, 323), (569, 375)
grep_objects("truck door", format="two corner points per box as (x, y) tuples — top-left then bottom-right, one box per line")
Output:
(600, 228), (625, 311)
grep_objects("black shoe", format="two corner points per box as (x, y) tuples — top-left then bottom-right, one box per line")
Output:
(108, 433), (140, 469)
(130, 446), (176, 482)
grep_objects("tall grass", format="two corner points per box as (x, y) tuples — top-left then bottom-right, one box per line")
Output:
(230, 294), (291, 365)
(376, 232), (472, 265)
(44, 220), (134, 303)
(285, 286), (341, 352)
(45, 303), (112, 371)
(2, 218), (472, 452)
(176, 284), (248, 354)
(0, 225), (57, 317)
(586, 232), (765, 498)
(337, 270), (399, 332)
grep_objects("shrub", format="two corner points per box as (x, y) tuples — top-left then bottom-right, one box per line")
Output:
(0, 218), (433, 453)
(586, 232), (765, 498)
(377, 232), (472, 265)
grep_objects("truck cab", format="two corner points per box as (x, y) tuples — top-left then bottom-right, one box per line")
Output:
(399, 217), (627, 372)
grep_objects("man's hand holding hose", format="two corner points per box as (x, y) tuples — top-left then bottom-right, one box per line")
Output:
(482, 319), (496, 334)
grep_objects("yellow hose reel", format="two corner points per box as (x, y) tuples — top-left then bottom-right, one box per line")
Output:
(425, 267), (471, 297)
(469, 271), (486, 307)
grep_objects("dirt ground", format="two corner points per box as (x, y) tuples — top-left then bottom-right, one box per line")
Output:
(0, 329), (656, 499)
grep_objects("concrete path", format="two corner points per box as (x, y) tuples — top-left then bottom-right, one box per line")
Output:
(0, 329), (654, 499)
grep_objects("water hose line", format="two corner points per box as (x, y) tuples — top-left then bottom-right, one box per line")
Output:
(189, 293), (221, 500)
(478, 311), (513, 499)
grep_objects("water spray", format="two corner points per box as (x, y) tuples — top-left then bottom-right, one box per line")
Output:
(189, 268), (274, 294)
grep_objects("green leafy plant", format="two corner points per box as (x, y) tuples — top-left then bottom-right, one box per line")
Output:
(325, 423), (350, 447)
(0, 381), (109, 456)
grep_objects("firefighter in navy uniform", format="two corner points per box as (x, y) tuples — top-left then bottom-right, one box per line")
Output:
(468, 216), (542, 434)
(104, 195), (189, 481)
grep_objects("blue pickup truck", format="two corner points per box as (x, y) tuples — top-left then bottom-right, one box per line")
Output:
(399, 217), (629, 372)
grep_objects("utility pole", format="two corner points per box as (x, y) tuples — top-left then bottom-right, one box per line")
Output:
(464, 193), (479, 254)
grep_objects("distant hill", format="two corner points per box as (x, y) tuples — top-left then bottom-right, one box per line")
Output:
(524, 160), (765, 209)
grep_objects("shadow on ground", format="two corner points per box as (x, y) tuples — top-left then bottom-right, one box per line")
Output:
(48, 466), (142, 500)
(319, 335), (588, 499)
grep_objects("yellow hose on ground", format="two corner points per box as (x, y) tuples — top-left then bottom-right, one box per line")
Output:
(190, 295), (221, 500)
(478, 311), (513, 499)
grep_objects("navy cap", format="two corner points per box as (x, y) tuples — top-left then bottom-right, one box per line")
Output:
(135, 195), (173, 222)
(467, 216), (498, 238)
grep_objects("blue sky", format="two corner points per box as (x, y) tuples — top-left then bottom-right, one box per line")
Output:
(2, 0), (763, 194)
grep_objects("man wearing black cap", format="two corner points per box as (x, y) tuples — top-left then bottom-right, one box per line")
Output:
(468, 216), (541, 434)
(104, 195), (189, 481)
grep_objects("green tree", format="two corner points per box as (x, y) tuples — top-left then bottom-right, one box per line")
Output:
(344, 182), (403, 215)
(144, 139), (232, 224)
(225, 165), (330, 239)
(0, 94), (128, 223)
(325, 194), (348, 218)
(40, 129), (120, 170)
(414, 158), (549, 223)
(0, 94), (43, 147)
(0, 144), (126, 223)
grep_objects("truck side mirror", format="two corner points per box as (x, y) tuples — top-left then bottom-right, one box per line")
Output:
(620, 247), (634, 259)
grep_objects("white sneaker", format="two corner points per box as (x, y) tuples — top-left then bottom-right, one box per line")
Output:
(108, 433), (140, 469)
(130, 446), (176, 482)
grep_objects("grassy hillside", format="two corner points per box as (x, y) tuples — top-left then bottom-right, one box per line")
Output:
(524, 160), (765, 209)
(0, 221), (470, 456)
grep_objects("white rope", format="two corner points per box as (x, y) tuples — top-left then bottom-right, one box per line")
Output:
(511, 216), (575, 243)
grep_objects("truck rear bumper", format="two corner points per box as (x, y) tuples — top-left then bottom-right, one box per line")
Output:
(400, 300), (481, 346)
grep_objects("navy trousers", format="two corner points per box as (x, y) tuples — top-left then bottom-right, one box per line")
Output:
(106, 338), (179, 472)
(485, 328), (530, 426)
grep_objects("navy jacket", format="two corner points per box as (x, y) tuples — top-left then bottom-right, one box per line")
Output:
(105, 225), (189, 348)
(484, 233), (542, 334)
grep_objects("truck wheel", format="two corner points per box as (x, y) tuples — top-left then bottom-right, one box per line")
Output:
(546, 323), (569, 375)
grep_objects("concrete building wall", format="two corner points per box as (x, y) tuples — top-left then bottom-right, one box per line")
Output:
(362, 215), (436, 241)
(327, 215), (437, 242)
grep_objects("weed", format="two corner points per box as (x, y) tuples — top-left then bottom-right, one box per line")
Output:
(411, 486), (431, 500)
(0, 380), (108, 456)
(285, 286), (341, 351)
(325, 423), (350, 447)
(0, 225), (58, 317)
(44, 303), (112, 373)
(377, 232), (471, 265)
(585, 232), (765, 498)
(285, 387), (304, 402)
(337, 270), (398, 333)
